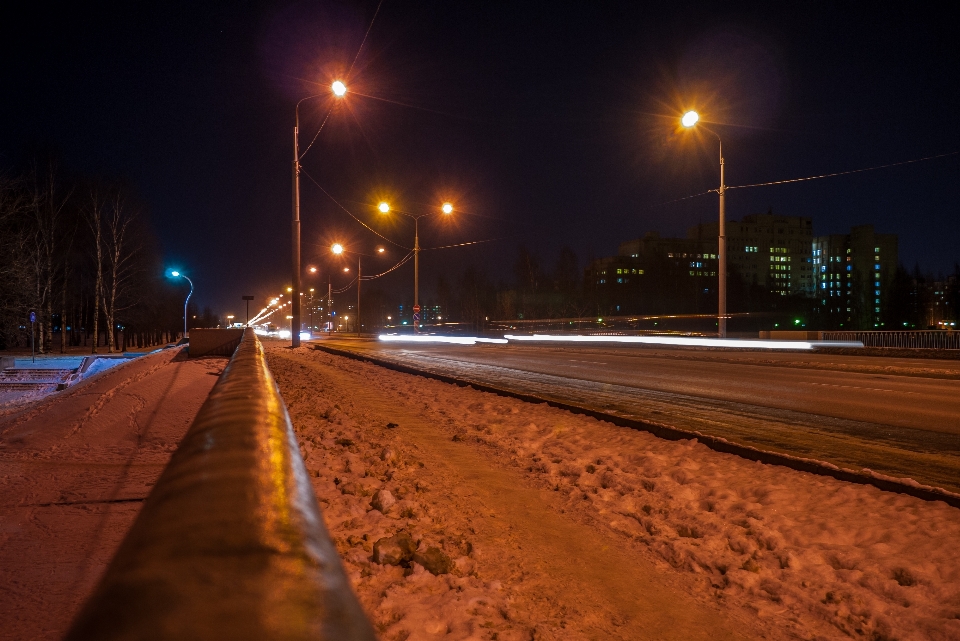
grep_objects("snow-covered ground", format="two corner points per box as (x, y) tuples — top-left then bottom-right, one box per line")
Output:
(267, 344), (960, 641)
(0, 354), (146, 414)
(0, 348), (222, 640)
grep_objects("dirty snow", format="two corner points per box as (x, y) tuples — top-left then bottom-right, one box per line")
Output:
(269, 344), (960, 641)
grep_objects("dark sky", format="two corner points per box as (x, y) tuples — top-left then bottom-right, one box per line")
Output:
(2, 1), (958, 316)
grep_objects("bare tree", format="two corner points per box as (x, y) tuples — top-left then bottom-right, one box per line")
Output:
(29, 158), (74, 353)
(99, 187), (143, 353)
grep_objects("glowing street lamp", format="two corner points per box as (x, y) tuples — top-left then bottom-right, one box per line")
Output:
(291, 80), (348, 348)
(167, 270), (194, 339)
(680, 110), (727, 337)
(378, 201), (454, 331)
(330, 242), (386, 337)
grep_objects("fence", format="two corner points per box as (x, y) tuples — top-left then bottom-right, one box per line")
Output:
(65, 330), (376, 641)
(821, 330), (960, 350)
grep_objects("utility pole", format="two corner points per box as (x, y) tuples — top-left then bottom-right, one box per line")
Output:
(718, 143), (727, 338)
(357, 255), (362, 338)
(242, 295), (254, 325)
(291, 112), (301, 348)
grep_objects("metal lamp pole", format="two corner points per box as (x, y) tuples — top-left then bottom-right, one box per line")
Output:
(718, 140), (727, 338)
(378, 203), (452, 332)
(681, 111), (726, 338)
(357, 254), (362, 338)
(171, 272), (193, 339)
(291, 105), (302, 347)
(291, 81), (347, 348)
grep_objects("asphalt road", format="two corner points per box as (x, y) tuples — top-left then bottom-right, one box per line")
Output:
(312, 338), (960, 494)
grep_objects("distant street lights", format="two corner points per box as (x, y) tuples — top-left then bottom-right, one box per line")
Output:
(331, 242), (385, 337)
(377, 201), (454, 330)
(291, 80), (348, 348)
(681, 110), (727, 338)
(168, 270), (194, 339)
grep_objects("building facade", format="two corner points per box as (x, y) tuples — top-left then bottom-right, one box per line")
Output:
(689, 212), (815, 297)
(813, 225), (898, 328)
(585, 232), (717, 315)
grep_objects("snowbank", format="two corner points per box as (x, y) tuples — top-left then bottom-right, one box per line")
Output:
(270, 346), (960, 641)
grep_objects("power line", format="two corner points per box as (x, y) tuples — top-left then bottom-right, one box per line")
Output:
(728, 150), (959, 190)
(300, 169), (410, 250)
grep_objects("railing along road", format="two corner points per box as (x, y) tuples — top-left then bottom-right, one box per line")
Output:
(65, 330), (376, 640)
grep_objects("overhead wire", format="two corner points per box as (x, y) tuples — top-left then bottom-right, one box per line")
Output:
(347, 0), (383, 76)
(300, 168), (410, 249)
(727, 150), (959, 190)
(422, 238), (502, 251)
(641, 150), (959, 210)
(360, 251), (414, 279)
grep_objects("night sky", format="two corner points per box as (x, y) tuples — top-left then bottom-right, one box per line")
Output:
(3, 2), (958, 316)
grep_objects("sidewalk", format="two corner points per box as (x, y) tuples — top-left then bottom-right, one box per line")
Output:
(0, 347), (223, 641)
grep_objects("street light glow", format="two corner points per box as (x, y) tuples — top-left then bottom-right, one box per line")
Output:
(377, 247), (385, 253)
(441, 202), (453, 214)
(332, 80), (347, 97)
(171, 271), (180, 277)
(681, 110), (699, 128)
(308, 266), (317, 273)
(332, 243), (344, 254)
(378, 202), (390, 213)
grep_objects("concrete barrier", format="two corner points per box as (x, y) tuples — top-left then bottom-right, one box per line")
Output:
(758, 330), (823, 340)
(65, 330), (376, 640)
(187, 328), (245, 357)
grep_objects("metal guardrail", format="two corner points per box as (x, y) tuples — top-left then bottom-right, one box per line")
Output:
(822, 330), (960, 350)
(65, 330), (376, 640)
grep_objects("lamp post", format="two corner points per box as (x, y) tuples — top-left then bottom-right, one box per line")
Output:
(332, 243), (385, 338)
(242, 295), (254, 325)
(377, 201), (453, 331)
(291, 80), (347, 348)
(680, 111), (727, 338)
(169, 271), (194, 340)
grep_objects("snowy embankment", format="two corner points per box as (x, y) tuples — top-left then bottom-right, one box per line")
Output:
(269, 345), (960, 641)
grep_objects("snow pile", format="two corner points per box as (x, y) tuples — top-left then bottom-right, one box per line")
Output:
(270, 346), (960, 641)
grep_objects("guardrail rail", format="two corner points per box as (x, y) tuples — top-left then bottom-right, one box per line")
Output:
(65, 330), (376, 641)
(822, 330), (960, 350)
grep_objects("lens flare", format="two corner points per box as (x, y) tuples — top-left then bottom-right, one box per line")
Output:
(331, 243), (344, 254)
(441, 202), (453, 214)
(378, 202), (390, 213)
(331, 80), (347, 97)
(681, 110), (700, 128)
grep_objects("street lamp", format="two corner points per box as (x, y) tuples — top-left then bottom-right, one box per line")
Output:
(331, 242), (385, 338)
(378, 202), (453, 331)
(168, 270), (194, 340)
(292, 80), (348, 348)
(681, 110), (727, 338)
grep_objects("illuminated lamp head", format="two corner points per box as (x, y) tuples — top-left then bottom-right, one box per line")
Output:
(681, 110), (699, 128)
